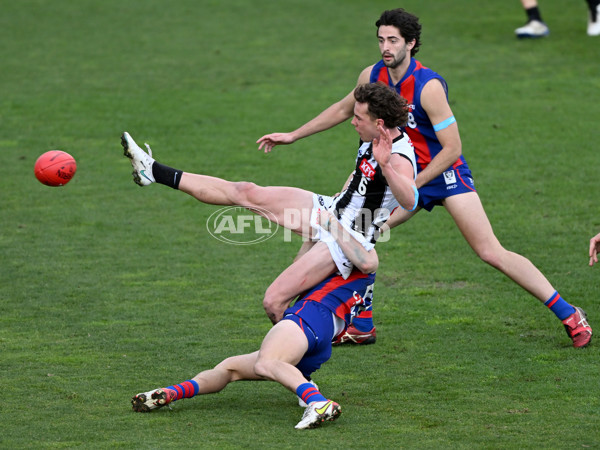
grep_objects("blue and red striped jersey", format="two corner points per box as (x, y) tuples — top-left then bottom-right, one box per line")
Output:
(300, 271), (376, 326)
(370, 58), (468, 173)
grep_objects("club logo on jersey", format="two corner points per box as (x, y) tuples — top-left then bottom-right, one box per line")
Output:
(206, 206), (278, 245)
(359, 158), (375, 180)
(443, 170), (457, 185)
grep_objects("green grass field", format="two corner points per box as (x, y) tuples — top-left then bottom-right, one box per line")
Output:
(1, 0), (599, 447)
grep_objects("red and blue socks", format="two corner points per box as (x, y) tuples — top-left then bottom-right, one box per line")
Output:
(544, 291), (575, 321)
(296, 382), (326, 405)
(164, 380), (199, 403)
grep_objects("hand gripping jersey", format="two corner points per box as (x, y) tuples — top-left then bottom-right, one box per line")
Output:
(330, 130), (416, 244)
(300, 270), (377, 327)
(369, 58), (469, 175)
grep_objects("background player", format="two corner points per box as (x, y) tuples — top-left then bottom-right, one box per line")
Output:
(514, 0), (600, 37)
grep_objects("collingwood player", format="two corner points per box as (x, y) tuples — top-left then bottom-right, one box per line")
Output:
(122, 82), (417, 324)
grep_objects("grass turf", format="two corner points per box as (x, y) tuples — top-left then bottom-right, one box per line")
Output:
(1, 0), (599, 447)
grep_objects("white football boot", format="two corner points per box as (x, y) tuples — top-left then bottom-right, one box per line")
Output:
(515, 20), (550, 38)
(588, 3), (600, 36)
(121, 132), (155, 186)
(131, 388), (171, 412)
(294, 399), (341, 429)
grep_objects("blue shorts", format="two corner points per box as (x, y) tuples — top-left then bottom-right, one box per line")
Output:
(418, 166), (476, 212)
(282, 300), (334, 379)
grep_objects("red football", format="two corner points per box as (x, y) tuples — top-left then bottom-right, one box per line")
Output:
(34, 150), (77, 186)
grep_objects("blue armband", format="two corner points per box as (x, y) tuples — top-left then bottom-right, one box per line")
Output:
(401, 185), (419, 212)
(433, 116), (456, 132)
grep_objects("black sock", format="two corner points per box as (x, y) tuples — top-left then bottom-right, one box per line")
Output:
(526, 7), (543, 23)
(587, 0), (599, 21)
(152, 161), (182, 189)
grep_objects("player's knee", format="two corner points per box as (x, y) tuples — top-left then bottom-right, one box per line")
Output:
(476, 246), (503, 268)
(231, 181), (261, 205)
(253, 358), (274, 380)
(214, 357), (244, 382)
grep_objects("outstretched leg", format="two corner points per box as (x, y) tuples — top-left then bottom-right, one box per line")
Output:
(122, 132), (315, 237)
(131, 318), (340, 428)
(444, 192), (592, 347)
(131, 352), (263, 412)
(444, 192), (554, 300)
(179, 173), (314, 236)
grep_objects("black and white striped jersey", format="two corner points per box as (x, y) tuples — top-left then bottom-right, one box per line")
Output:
(331, 130), (416, 244)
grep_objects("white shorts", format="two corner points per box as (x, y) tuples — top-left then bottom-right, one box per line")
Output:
(311, 194), (374, 279)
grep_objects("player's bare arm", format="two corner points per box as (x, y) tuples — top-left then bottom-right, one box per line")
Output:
(414, 78), (462, 188)
(293, 240), (315, 262)
(317, 209), (379, 274)
(256, 66), (373, 153)
(373, 124), (418, 210)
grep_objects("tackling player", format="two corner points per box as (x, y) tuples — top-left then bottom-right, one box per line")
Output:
(131, 209), (377, 429)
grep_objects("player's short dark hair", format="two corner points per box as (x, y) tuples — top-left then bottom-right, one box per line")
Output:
(354, 83), (408, 128)
(376, 8), (422, 56)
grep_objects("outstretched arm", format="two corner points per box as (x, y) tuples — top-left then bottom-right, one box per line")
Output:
(256, 67), (373, 153)
(589, 232), (600, 266)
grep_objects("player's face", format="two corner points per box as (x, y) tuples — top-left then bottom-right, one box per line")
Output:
(351, 102), (379, 142)
(378, 25), (412, 69)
